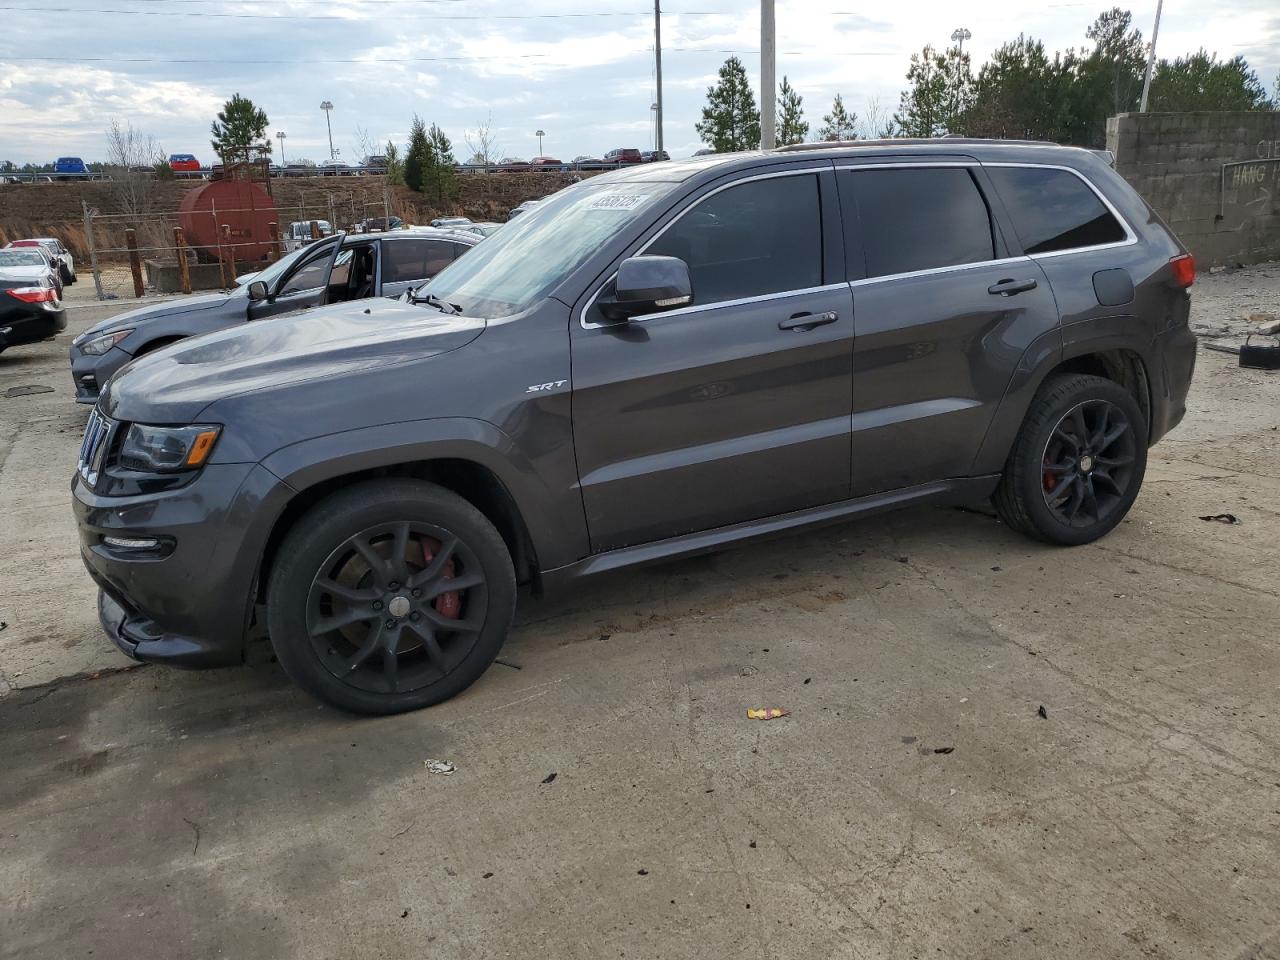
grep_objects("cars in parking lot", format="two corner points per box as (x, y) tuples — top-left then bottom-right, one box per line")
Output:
(0, 266), (64, 354)
(604, 147), (642, 164)
(430, 217), (472, 228)
(507, 199), (541, 218)
(54, 156), (89, 179)
(2, 245), (64, 296)
(71, 139), (1196, 716)
(282, 219), (335, 252)
(640, 150), (670, 162)
(531, 156), (563, 169)
(6, 237), (75, 284)
(461, 221), (502, 238)
(68, 228), (478, 403)
(168, 154), (201, 172)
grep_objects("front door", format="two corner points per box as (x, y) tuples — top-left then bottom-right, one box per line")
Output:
(570, 168), (853, 553)
(835, 163), (1061, 496)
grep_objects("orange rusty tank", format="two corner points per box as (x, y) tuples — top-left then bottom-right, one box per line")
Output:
(177, 178), (279, 263)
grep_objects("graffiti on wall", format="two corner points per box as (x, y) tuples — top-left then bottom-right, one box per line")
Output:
(1220, 158), (1280, 220)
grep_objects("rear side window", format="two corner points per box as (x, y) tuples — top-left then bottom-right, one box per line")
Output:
(646, 174), (822, 306)
(383, 240), (454, 282)
(845, 167), (994, 279)
(986, 166), (1127, 254)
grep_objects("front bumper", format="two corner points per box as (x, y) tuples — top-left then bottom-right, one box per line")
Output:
(74, 461), (295, 668)
(69, 343), (132, 404)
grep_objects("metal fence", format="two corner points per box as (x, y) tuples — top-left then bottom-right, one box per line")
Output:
(76, 192), (404, 301)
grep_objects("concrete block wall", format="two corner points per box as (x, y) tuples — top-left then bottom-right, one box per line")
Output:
(1107, 111), (1280, 267)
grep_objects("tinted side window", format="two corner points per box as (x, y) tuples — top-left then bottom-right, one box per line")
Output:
(646, 174), (822, 306)
(986, 166), (1126, 254)
(846, 167), (994, 279)
(382, 239), (429, 282)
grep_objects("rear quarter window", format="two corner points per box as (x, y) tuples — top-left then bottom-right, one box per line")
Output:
(986, 166), (1128, 254)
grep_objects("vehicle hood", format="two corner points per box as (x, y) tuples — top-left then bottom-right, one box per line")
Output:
(101, 299), (486, 425)
(74, 290), (240, 343)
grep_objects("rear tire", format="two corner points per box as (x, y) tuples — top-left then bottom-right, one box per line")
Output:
(993, 374), (1147, 546)
(266, 478), (516, 715)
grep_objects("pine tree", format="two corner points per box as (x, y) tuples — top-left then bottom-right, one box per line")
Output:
(384, 141), (404, 186)
(818, 94), (857, 141)
(422, 123), (458, 202)
(695, 56), (761, 152)
(209, 93), (269, 161)
(894, 44), (970, 137)
(777, 76), (809, 145)
(404, 116), (429, 193)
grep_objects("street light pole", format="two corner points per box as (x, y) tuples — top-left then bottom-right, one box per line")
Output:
(949, 27), (971, 131)
(536, 129), (545, 156)
(1139, 0), (1163, 112)
(654, 0), (664, 154)
(760, 0), (776, 149)
(275, 131), (286, 166)
(320, 101), (335, 160)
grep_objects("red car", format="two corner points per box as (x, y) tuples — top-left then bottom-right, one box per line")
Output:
(168, 153), (201, 172)
(530, 156), (562, 167)
(604, 147), (643, 164)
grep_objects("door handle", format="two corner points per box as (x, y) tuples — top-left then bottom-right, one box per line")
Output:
(988, 278), (1038, 296)
(778, 311), (838, 331)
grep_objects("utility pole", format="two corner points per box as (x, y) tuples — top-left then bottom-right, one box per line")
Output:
(654, 0), (664, 154)
(759, 0), (776, 149)
(320, 101), (335, 160)
(536, 129), (545, 156)
(275, 131), (286, 166)
(1139, 0), (1163, 112)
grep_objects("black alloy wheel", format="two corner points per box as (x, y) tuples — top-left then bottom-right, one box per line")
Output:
(1039, 399), (1137, 529)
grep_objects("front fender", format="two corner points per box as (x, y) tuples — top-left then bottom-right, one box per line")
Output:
(258, 416), (591, 570)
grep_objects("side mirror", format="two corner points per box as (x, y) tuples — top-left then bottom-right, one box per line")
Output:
(600, 255), (693, 321)
(247, 280), (269, 302)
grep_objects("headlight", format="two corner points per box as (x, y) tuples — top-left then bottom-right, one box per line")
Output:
(118, 424), (221, 472)
(79, 329), (133, 355)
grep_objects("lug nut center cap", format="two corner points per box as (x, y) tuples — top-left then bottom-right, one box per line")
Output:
(1079, 454), (1095, 473)
(388, 596), (411, 619)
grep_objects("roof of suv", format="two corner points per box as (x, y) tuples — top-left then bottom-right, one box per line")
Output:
(596, 139), (1104, 185)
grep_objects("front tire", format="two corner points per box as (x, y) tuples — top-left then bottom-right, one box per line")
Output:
(994, 374), (1148, 546)
(266, 479), (516, 714)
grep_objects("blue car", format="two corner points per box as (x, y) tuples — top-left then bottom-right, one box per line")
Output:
(54, 157), (88, 179)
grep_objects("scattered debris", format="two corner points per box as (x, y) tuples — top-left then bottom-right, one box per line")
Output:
(182, 817), (200, 855)
(1037, 705), (1049, 719)
(637, 868), (649, 876)
(1202, 342), (1241, 356)
(746, 708), (789, 720)
(949, 788), (958, 797)
(482, 872), (494, 879)
(901, 736), (917, 744)
(597, 633), (612, 642)
(1240, 338), (1280, 370)
(959, 697), (969, 703)
(424, 759), (456, 776)
(803, 677), (812, 685)
(896, 556), (909, 564)
(493, 658), (523, 670)
(991, 565), (1003, 572)
(933, 746), (955, 755)
(4, 385), (54, 398)
(749, 840), (757, 848)
(541, 772), (557, 785)
(400, 909), (410, 919)
(1198, 513), (1242, 525)
(0, 621), (6, 632)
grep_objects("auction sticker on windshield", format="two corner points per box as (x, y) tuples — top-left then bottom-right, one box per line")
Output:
(588, 194), (650, 211)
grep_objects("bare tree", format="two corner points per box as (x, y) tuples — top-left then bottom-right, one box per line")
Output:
(463, 113), (501, 167)
(861, 96), (897, 139)
(353, 125), (379, 163)
(104, 119), (165, 220)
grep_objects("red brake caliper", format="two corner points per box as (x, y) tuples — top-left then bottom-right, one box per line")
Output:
(421, 538), (461, 619)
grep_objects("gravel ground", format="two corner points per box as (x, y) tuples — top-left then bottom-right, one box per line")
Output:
(1, 266), (1278, 959)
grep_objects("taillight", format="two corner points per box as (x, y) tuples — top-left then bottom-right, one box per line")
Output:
(1170, 254), (1195, 289)
(6, 286), (58, 303)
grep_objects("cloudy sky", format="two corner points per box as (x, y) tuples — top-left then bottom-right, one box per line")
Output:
(0, 0), (1276, 165)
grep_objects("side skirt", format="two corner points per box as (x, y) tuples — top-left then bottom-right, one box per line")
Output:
(540, 475), (1001, 590)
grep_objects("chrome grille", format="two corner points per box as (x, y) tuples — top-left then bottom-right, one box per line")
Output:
(78, 409), (117, 486)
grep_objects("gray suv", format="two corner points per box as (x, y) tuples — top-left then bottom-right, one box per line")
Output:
(69, 229), (478, 403)
(72, 140), (1197, 714)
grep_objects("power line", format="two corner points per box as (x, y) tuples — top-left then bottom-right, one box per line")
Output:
(0, 3), (732, 16)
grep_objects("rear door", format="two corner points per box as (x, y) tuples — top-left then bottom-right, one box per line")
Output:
(379, 238), (463, 298)
(570, 167), (853, 553)
(836, 161), (1060, 496)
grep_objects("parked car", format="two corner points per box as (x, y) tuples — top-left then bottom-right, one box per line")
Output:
(530, 157), (563, 169)
(54, 157), (89, 179)
(282, 220), (335, 252)
(356, 216), (404, 233)
(572, 155), (602, 166)
(507, 199), (541, 219)
(68, 228), (478, 403)
(498, 157), (530, 171)
(430, 217), (472, 228)
(604, 147), (643, 164)
(461, 221), (502, 238)
(692, 148), (716, 156)
(72, 139), (1196, 715)
(0, 247), (63, 299)
(168, 154), (201, 172)
(640, 150), (670, 162)
(6, 237), (75, 284)
(362, 155), (388, 174)
(0, 270), (64, 354)
(318, 160), (351, 176)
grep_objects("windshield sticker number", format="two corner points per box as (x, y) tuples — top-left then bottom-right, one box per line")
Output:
(588, 194), (649, 212)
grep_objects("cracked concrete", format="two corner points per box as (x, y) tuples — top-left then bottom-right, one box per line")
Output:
(2, 266), (1280, 958)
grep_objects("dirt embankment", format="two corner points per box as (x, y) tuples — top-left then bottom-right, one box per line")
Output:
(0, 172), (592, 260)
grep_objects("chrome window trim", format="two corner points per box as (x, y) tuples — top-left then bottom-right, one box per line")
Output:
(579, 166), (828, 329)
(847, 255), (1030, 289)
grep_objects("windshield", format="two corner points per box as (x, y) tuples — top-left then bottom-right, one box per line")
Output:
(414, 179), (679, 319)
(0, 250), (44, 267)
(250, 239), (333, 289)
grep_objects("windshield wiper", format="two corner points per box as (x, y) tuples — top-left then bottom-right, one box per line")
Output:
(411, 291), (461, 315)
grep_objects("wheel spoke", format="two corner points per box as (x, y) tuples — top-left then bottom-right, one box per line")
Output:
(1052, 426), (1080, 452)
(342, 621), (385, 672)
(310, 605), (376, 637)
(1071, 407), (1089, 449)
(1083, 476), (1100, 521)
(1095, 453), (1133, 469)
(424, 571), (483, 599)
(408, 534), (459, 588)
(390, 522), (412, 577)
(315, 577), (379, 604)
(382, 645), (399, 693)
(405, 620), (446, 665)
(1066, 476), (1085, 523)
(352, 537), (391, 584)
(1044, 459), (1076, 477)
(1091, 404), (1110, 449)
(1100, 421), (1130, 450)
(422, 608), (483, 633)
(1092, 468), (1122, 494)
